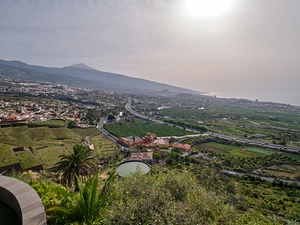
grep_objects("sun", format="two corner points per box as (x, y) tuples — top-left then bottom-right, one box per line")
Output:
(185, 0), (233, 18)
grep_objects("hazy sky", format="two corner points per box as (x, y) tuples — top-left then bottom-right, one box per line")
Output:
(1, 0), (299, 95)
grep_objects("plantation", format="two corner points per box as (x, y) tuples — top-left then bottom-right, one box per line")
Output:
(104, 118), (195, 137)
(158, 100), (300, 146)
(190, 139), (300, 172)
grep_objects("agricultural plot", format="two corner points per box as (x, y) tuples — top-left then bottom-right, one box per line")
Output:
(16, 150), (41, 169)
(0, 127), (25, 145)
(28, 127), (56, 141)
(29, 120), (66, 127)
(0, 146), (19, 166)
(230, 148), (274, 158)
(0, 124), (117, 169)
(51, 127), (78, 139)
(262, 164), (300, 180)
(104, 118), (195, 137)
(70, 128), (100, 136)
(199, 142), (238, 153)
(34, 145), (72, 169)
(90, 134), (119, 159)
(196, 141), (300, 173)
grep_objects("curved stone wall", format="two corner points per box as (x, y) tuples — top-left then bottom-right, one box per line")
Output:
(0, 175), (47, 225)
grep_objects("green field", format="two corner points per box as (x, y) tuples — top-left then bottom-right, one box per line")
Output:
(70, 128), (101, 136)
(196, 141), (300, 172)
(90, 134), (119, 159)
(28, 127), (56, 141)
(104, 118), (195, 137)
(16, 151), (41, 169)
(230, 147), (274, 158)
(159, 102), (300, 145)
(0, 124), (117, 169)
(0, 146), (19, 166)
(199, 142), (239, 153)
(28, 119), (66, 127)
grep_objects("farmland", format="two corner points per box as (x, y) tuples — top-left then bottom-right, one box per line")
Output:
(104, 117), (195, 138)
(134, 95), (300, 146)
(0, 124), (118, 170)
(189, 139), (300, 174)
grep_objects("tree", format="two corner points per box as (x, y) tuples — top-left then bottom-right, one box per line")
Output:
(71, 170), (116, 223)
(47, 171), (117, 224)
(107, 114), (116, 120)
(67, 120), (77, 128)
(50, 144), (96, 191)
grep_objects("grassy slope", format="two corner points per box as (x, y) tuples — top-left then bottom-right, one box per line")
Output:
(0, 125), (117, 169)
(0, 146), (19, 166)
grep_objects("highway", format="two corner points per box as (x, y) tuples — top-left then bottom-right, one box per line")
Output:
(97, 117), (129, 150)
(125, 97), (300, 153)
(125, 97), (164, 124)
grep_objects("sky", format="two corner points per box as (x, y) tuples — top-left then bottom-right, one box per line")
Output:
(0, 0), (300, 99)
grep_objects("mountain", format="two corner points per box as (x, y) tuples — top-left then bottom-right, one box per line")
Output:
(0, 59), (197, 94)
(66, 63), (97, 71)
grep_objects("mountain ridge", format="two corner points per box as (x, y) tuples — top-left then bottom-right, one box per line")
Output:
(0, 59), (198, 94)
(66, 63), (97, 71)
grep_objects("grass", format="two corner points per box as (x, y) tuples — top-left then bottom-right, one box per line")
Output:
(262, 169), (295, 179)
(104, 118), (195, 138)
(0, 127), (22, 145)
(230, 150), (266, 158)
(70, 128), (100, 136)
(0, 146), (19, 166)
(0, 125), (117, 169)
(262, 164), (300, 180)
(16, 150), (41, 169)
(200, 142), (238, 153)
(51, 127), (78, 139)
(28, 127), (56, 141)
(230, 147), (275, 158)
(90, 134), (119, 159)
(268, 163), (300, 172)
(28, 119), (66, 127)
(34, 145), (72, 169)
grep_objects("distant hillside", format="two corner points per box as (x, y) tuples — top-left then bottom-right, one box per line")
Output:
(0, 59), (197, 94)
(66, 63), (96, 71)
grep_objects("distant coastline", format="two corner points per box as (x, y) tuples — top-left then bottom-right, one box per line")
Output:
(202, 90), (300, 107)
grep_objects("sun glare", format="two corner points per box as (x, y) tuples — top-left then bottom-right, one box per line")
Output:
(185, 0), (233, 18)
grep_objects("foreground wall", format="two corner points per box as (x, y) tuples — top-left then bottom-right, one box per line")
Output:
(0, 175), (47, 225)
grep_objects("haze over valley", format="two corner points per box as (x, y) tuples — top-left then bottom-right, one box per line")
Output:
(1, 0), (300, 105)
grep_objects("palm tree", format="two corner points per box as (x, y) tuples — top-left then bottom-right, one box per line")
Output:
(71, 170), (116, 223)
(48, 170), (117, 224)
(50, 144), (96, 191)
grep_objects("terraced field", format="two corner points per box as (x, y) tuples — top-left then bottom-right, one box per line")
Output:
(0, 124), (118, 170)
(0, 146), (19, 166)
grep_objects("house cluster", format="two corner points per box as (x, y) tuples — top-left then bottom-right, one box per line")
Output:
(0, 99), (84, 123)
(119, 132), (191, 164)
(0, 78), (93, 97)
(129, 152), (153, 165)
(118, 133), (170, 148)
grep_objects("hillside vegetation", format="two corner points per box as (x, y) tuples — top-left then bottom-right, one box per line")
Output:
(0, 124), (118, 170)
